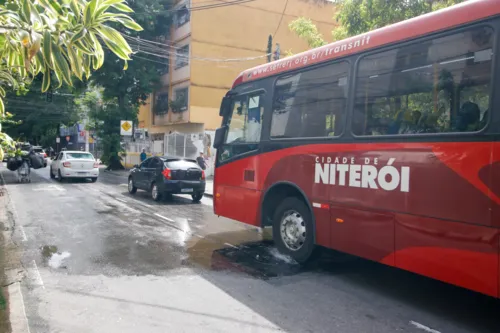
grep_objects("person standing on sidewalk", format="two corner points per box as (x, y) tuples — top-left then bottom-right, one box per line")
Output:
(196, 152), (206, 170)
(140, 149), (147, 162)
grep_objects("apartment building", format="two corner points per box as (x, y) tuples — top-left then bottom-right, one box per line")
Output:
(137, 0), (336, 141)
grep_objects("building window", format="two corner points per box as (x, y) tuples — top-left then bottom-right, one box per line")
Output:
(271, 62), (349, 138)
(171, 87), (189, 113)
(352, 26), (493, 136)
(175, 44), (189, 69)
(175, 5), (190, 28)
(155, 93), (169, 115)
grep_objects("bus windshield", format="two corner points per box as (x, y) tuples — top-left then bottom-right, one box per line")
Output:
(224, 93), (263, 144)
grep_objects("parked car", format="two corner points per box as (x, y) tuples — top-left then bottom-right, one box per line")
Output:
(128, 156), (206, 202)
(32, 146), (48, 167)
(50, 150), (99, 182)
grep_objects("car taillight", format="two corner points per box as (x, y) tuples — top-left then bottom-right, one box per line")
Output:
(162, 168), (172, 180)
(201, 170), (205, 180)
(93, 162), (99, 168)
(63, 162), (71, 168)
(43, 153), (47, 158)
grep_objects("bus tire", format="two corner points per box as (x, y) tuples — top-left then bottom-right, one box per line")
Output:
(272, 197), (316, 264)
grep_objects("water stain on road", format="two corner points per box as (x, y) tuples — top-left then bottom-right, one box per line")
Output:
(41, 245), (71, 269)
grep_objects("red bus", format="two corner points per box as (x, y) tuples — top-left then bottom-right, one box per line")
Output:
(212, 0), (500, 298)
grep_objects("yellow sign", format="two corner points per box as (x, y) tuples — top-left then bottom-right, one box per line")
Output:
(121, 121), (131, 132)
(120, 120), (133, 136)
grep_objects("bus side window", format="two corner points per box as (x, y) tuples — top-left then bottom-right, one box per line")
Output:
(271, 62), (349, 139)
(353, 25), (493, 136)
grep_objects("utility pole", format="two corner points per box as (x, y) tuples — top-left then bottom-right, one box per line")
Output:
(267, 35), (273, 63)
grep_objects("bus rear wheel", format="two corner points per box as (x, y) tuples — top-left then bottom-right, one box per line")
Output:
(272, 197), (316, 264)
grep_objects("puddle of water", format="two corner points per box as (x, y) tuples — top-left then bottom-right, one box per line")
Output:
(267, 247), (297, 265)
(41, 245), (71, 269)
(41, 245), (58, 258)
(211, 242), (302, 279)
(48, 251), (71, 269)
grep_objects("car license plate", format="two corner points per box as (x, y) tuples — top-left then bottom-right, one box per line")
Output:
(77, 172), (87, 175)
(181, 188), (193, 193)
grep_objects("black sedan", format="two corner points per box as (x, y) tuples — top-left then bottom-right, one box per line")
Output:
(128, 156), (206, 202)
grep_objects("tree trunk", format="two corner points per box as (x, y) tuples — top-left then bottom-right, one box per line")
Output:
(105, 154), (125, 171)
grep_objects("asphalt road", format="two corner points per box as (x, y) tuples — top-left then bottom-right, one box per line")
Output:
(0, 164), (499, 333)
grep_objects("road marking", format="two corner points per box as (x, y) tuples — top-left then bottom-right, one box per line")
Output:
(19, 226), (27, 242)
(32, 185), (65, 192)
(409, 321), (441, 333)
(115, 198), (127, 203)
(31, 260), (45, 289)
(9, 282), (32, 333)
(224, 243), (239, 249)
(154, 213), (175, 223)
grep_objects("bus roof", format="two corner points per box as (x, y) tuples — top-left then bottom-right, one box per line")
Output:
(232, 0), (500, 88)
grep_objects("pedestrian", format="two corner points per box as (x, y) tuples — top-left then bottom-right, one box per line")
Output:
(196, 152), (206, 170)
(140, 149), (147, 162)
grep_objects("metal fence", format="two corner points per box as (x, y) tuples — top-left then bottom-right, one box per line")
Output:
(121, 132), (216, 177)
(164, 132), (202, 159)
(125, 141), (152, 154)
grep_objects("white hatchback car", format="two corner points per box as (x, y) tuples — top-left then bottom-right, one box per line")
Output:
(50, 151), (99, 182)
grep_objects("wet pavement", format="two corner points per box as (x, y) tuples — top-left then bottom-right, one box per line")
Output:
(0, 164), (499, 333)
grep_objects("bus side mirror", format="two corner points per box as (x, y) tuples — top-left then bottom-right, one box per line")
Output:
(219, 97), (232, 117)
(213, 126), (227, 149)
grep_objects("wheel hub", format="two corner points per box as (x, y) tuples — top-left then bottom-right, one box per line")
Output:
(128, 180), (133, 191)
(280, 210), (306, 251)
(152, 185), (157, 199)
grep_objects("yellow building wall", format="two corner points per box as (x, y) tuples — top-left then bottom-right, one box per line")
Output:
(190, 0), (336, 130)
(141, 0), (337, 133)
(137, 96), (152, 129)
(149, 122), (204, 134)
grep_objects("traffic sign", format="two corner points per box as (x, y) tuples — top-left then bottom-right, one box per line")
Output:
(56, 137), (60, 143)
(120, 120), (133, 136)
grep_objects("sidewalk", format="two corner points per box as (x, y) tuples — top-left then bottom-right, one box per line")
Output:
(101, 166), (214, 197)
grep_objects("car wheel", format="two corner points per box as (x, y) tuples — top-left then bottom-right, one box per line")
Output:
(191, 192), (203, 202)
(272, 197), (316, 264)
(128, 177), (137, 194)
(151, 183), (161, 201)
(57, 170), (64, 182)
(91, 177), (98, 183)
(50, 168), (55, 179)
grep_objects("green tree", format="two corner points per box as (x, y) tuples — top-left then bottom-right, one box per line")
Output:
(0, 0), (143, 157)
(289, 0), (465, 49)
(75, 86), (129, 169)
(90, 0), (173, 169)
(3, 75), (84, 146)
(288, 17), (326, 48)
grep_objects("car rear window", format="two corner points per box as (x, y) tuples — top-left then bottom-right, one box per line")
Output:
(66, 153), (94, 160)
(166, 160), (199, 169)
(34, 148), (44, 153)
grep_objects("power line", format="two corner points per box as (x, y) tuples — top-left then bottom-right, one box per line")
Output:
(130, 54), (168, 65)
(131, 0), (256, 16)
(273, 0), (289, 39)
(124, 35), (271, 62)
